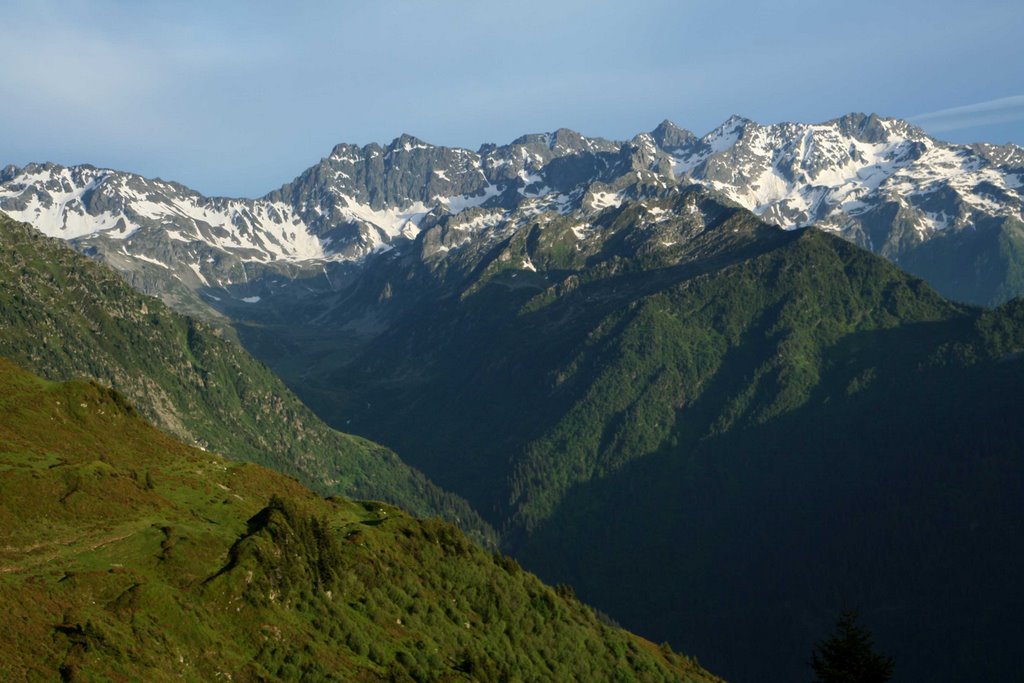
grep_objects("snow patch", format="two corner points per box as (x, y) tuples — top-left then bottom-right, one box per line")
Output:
(590, 191), (623, 210)
(187, 262), (210, 287)
(337, 196), (430, 241)
(444, 183), (502, 212)
(130, 253), (170, 269)
(569, 223), (591, 239)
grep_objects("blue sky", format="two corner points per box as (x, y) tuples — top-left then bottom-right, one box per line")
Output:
(1, 0), (1022, 197)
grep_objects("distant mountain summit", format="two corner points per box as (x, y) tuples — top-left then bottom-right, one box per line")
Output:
(2, 113), (1022, 308)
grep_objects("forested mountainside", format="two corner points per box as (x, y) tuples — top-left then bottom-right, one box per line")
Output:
(267, 185), (1024, 682)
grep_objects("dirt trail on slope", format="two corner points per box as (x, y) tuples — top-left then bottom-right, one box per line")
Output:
(0, 523), (147, 575)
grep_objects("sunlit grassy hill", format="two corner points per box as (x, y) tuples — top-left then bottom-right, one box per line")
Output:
(0, 358), (720, 682)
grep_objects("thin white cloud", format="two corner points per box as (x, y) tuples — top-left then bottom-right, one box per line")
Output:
(910, 95), (1024, 132)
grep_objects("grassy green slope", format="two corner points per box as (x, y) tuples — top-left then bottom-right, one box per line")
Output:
(0, 358), (719, 682)
(0, 213), (493, 544)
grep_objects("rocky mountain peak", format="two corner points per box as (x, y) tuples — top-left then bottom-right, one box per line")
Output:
(387, 133), (432, 152)
(328, 142), (363, 161)
(651, 119), (697, 151)
(3, 114), (1023, 310)
(550, 128), (590, 152)
(716, 114), (754, 133)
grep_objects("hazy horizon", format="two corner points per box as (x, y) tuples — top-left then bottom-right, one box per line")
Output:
(2, 0), (1021, 197)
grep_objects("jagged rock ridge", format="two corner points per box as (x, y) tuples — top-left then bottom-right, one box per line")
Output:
(2, 113), (1022, 306)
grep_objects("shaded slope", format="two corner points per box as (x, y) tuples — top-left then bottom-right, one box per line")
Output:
(516, 308), (1024, 682)
(0, 213), (493, 544)
(302, 191), (1024, 681)
(0, 358), (718, 682)
(898, 214), (1024, 306)
(324, 194), (962, 532)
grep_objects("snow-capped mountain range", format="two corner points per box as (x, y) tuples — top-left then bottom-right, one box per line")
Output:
(2, 113), (1022, 308)
(675, 115), (1023, 256)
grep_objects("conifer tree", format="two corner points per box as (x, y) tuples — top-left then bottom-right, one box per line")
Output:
(810, 609), (894, 683)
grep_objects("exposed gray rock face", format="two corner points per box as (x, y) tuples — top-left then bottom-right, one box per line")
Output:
(2, 114), (1022, 308)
